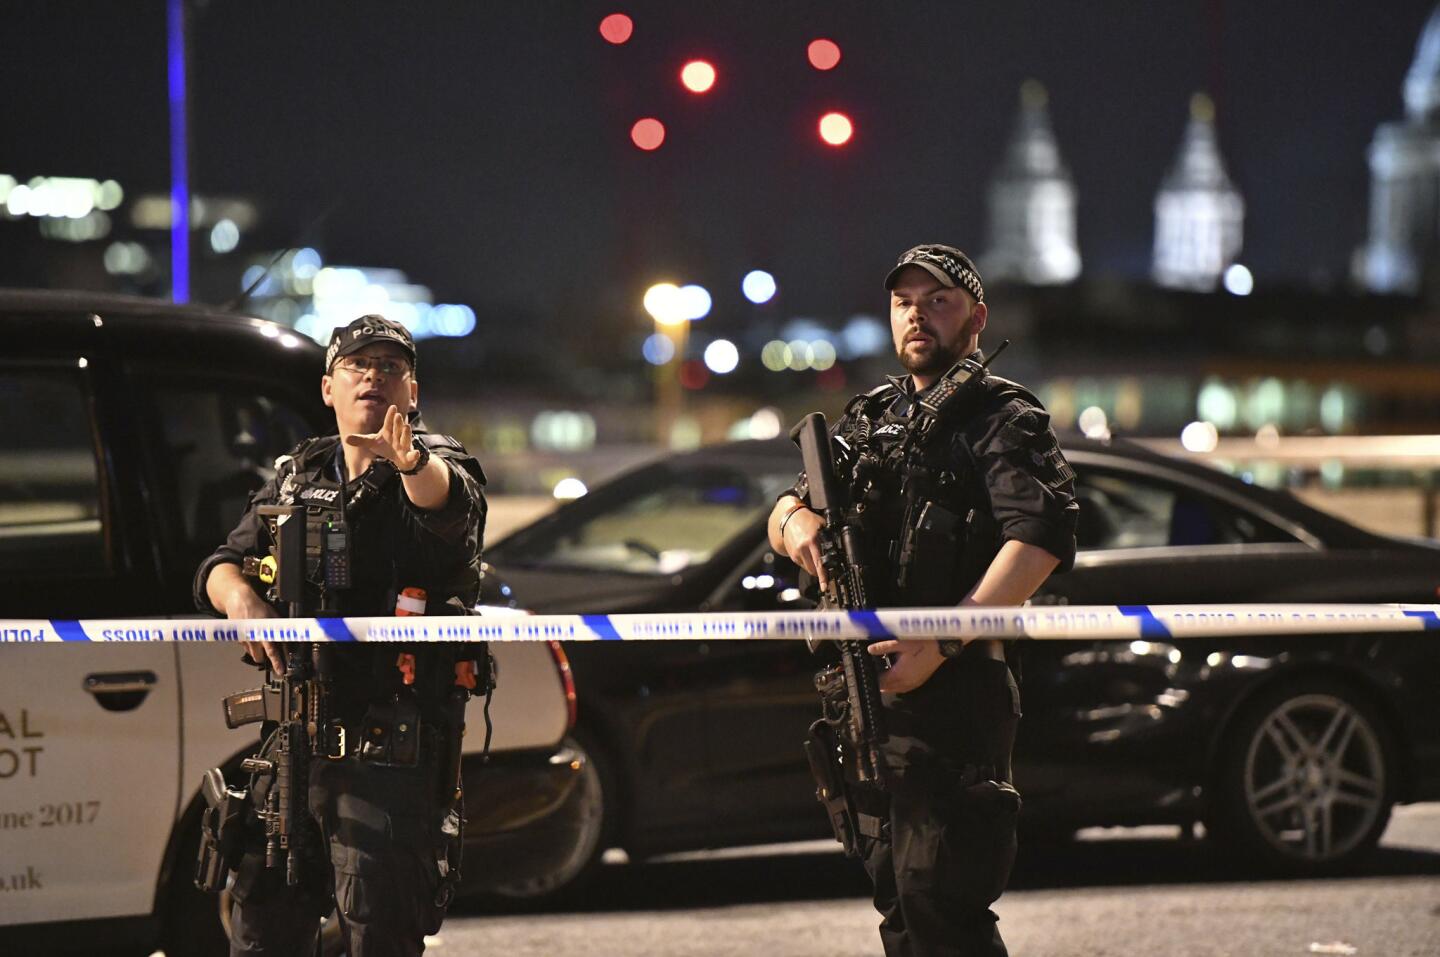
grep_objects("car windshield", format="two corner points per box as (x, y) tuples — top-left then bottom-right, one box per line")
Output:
(494, 460), (798, 575)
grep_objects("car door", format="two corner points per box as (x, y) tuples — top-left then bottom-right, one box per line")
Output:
(0, 643), (180, 926)
(1015, 460), (1313, 811)
(698, 542), (827, 846)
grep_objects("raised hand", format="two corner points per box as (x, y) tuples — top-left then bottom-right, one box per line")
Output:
(344, 404), (421, 471)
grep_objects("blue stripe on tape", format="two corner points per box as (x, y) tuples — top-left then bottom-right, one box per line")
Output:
(50, 620), (92, 642)
(317, 618), (357, 642)
(1118, 605), (1173, 639)
(582, 615), (622, 640)
(847, 610), (895, 640)
(1403, 610), (1440, 630)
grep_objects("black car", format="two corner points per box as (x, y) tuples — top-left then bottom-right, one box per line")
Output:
(482, 434), (1440, 888)
(0, 291), (591, 954)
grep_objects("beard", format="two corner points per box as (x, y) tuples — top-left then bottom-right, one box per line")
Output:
(896, 335), (967, 377)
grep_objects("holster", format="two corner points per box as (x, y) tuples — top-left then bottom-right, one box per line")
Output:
(804, 719), (860, 857)
(359, 694), (423, 767)
(194, 767), (248, 893)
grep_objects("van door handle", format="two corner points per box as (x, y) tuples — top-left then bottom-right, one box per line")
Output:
(84, 671), (158, 712)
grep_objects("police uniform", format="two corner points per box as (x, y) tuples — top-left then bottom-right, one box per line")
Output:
(194, 318), (487, 957)
(794, 246), (1078, 957)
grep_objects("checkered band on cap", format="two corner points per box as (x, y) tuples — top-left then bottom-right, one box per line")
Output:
(891, 245), (985, 303)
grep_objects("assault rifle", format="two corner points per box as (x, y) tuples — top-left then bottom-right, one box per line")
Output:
(792, 412), (888, 855)
(200, 504), (339, 891)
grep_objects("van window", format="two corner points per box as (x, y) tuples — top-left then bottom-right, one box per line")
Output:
(150, 387), (312, 561)
(0, 369), (105, 573)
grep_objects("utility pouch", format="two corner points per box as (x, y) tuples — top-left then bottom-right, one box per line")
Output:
(360, 696), (422, 767)
(904, 501), (961, 605)
(194, 767), (248, 893)
(804, 719), (858, 857)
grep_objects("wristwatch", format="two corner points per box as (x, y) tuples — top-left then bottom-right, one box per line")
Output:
(398, 441), (431, 476)
(937, 639), (965, 659)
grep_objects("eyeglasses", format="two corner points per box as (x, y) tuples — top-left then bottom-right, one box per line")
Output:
(334, 355), (411, 378)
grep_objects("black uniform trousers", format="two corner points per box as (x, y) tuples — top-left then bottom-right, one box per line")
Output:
(859, 654), (1021, 957)
(228, 752), (458, 957)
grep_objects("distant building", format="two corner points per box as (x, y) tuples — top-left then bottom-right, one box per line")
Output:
(1358, 3), (1440, 297)
(1152, 93), (1245, 291)
(982, 81), (1082, 284)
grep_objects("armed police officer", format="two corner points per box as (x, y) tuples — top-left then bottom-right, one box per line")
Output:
(769, 245), (1078, 957)
(194, 314), (488, 956)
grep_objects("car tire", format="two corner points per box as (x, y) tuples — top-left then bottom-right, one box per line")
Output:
(482, 727), (618, 904)
(1212, 676), (1395, 873)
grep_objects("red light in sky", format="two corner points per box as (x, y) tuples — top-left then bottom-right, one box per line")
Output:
(630, 117), (666, 151)
(808, 39), (841, 70)
(679, 360), (710, 390)
(599, 13), (633, 45)
(680, 60), (716, 93)
(818, 112), (853, 146)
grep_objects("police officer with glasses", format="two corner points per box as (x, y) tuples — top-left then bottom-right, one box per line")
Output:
(196, 314), (487, 957)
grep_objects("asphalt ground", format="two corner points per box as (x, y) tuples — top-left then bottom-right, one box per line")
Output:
(430, 803), (1440, 957)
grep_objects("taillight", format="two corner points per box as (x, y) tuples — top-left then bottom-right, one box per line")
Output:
(546, 639), (577, 731)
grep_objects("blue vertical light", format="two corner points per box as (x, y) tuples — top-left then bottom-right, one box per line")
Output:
(167, 0), (190, 302)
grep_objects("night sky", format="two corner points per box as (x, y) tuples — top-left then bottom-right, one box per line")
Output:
(3, 1), (1437, 342)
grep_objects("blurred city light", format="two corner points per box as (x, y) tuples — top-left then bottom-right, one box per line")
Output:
(288, 261), (475, 343)
(1180, 420), (1219, 453)
(210, 218), (239, 254)
(644, 282), (685, 325)
(742, 269), (777, 304)
(1078, 406), (1110, 439)
(598, 13), (633, 44)
(533, 411), (597, 451)
(807, 39), (841, 70)
(1223, 263), (1254, 295)
(819, 112), (853, 146)
(1196, 378), (1238, 430)
(553, 477), (589, 500)
(841, 315), (888, 358)
(703, 338), (739, 374)
(642, 332), (676, 365)
(761, 340), (788, 371)
(786, 339), (813, 371)
(631, 117), (666, 151)
(40, 212), (110, 242)
(103, 241), (150, 276)
(810, 340), (837, 370)
(680, 60), (716, 94)
(677, 283), (712, 320)
(1319, 386), (1349, 434)
(749, 407), (783, 440)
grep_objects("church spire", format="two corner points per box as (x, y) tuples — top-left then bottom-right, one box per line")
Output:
(1152, 93), (1246, 291)
(1359, 3), (1440, 297)
(981, 80), (1082, 284)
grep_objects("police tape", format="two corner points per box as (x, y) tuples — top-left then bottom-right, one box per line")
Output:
(1, 604), (1438, 643)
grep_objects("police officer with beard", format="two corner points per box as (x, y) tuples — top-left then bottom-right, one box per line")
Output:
(195, 315), (487, 956)
(769, 245), (1078, 957)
